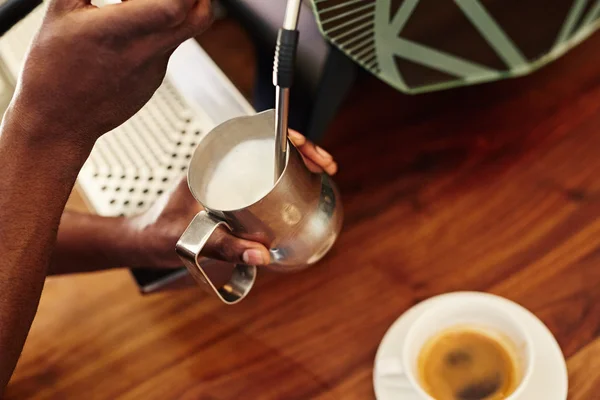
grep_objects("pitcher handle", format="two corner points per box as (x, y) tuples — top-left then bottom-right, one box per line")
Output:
(176, 211), (257, 305)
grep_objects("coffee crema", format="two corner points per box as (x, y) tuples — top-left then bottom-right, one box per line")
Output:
(417, 327), (519, 400)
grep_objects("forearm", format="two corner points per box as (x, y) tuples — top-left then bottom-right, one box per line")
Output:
(50, 212), (151, 275)
(0, 120), (91, 393)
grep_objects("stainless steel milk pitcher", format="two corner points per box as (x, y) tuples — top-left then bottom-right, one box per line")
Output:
(176, 110), (343, 304)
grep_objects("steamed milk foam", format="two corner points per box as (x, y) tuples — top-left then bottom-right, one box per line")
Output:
(204, 138), (276, 210)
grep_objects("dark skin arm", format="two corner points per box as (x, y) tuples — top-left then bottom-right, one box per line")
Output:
(0, 132), (90, 393)
(49, 212), (142, 275)
(0, 0), (214, 392)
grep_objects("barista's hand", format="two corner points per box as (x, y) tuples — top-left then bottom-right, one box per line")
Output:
(4, 0), (212, 150)
(133, 132), (337, 267)
(288, 129), (338, 175)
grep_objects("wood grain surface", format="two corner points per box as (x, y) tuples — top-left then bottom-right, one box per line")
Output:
(5, 20), (600, 400)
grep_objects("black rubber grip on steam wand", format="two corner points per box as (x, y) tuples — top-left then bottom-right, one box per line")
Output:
(273, 28), (299, 88)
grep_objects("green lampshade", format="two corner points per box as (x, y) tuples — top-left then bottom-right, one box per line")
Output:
(311, 0), (600, 93)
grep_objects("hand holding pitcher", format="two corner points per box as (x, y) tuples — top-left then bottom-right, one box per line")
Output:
(176, 110), (344, 304)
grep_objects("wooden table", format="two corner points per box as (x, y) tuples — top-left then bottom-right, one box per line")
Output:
(6, 29), (600, 400)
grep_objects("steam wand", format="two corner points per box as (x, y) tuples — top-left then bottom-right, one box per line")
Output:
(273, 0), (302, 181)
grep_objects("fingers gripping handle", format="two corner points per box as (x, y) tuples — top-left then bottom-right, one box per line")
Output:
(176, 211), (257, 305)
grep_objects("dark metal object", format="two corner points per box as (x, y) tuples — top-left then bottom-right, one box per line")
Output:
(0, 0), (41, 37)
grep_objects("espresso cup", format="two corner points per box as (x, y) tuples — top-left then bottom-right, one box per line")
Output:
(380, 299), (534, 400)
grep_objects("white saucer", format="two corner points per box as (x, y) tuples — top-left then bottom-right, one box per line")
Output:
(373, 292), (568, 400)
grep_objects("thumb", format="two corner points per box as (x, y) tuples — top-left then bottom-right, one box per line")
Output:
(202, 227), (270, 266)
